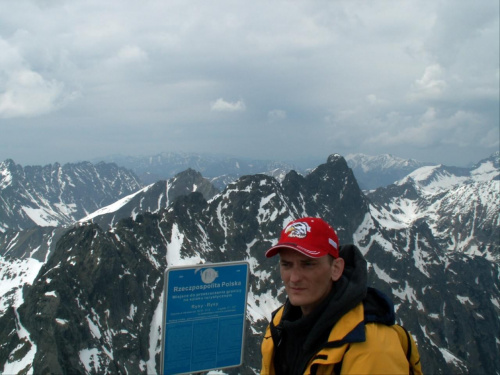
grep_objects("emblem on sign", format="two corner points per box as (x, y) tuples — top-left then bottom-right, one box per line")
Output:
(199, 268), (218, 284)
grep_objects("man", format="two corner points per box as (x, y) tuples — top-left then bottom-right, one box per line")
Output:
(261, 217), (422, 374)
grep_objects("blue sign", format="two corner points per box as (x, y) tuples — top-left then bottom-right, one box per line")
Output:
(161, 261), (249, 375)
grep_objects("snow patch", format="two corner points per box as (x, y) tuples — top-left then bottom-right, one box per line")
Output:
(1, 257), (43, 315)
(79, 348), (102, 373)
(471, 161), (499, 181)
(127, 304), (137, 321)
(439, 347), (466, 367)
(2, 308), (37, 375)
(457, 295), (473, 306)
(86, 316), (102, 340)
(147, 290), (164, 374)
(21, 206), (60, 227)
(393, 281), (424, 311)
(247, 289), (281, 324)
(79, 183), (155, 223)
(166, 223), (202, 266)
(373, 263), (397, 284)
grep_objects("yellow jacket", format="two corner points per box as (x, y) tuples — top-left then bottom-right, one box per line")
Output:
(261, 303), (423, 375)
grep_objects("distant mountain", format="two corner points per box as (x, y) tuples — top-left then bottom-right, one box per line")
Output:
(80, 168), (219, 229)
(98, 151), (437, 190)
(96, 152), (300, 189)
(473, 151), (500, 172)
(367, 151), (499, 261)
(345, 153), (434, 190)
(1, 154), (498, 374)
(0, 159), (143, 232)
(93, 150), (499, 192)
(394, 151), (498, 190)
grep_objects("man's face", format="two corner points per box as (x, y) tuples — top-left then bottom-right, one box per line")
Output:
(279, 248), (343, 316)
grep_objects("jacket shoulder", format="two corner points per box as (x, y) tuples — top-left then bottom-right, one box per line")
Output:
(391, 325), (424, 375)
(340, 323), (411, 374)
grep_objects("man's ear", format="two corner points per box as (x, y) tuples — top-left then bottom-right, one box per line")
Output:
(331, 257), (344, 282)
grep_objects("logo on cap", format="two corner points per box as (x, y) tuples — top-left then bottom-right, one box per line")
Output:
(284, 221), (311, 239)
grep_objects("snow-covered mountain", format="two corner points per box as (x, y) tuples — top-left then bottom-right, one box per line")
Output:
(94, 150), (497, 192)
(345, 153), (434, 190)
(100, 151), (433, 190)
(0, 160), (143, 232)
(368, 152), (500, 261)
(0, 153), (498, 374)
(398, 152), (499, 190)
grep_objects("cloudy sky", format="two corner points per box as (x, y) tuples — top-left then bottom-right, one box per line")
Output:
(1, 0), (498, 167)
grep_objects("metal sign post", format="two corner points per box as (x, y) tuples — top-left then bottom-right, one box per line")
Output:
(161, 261), (249, 375)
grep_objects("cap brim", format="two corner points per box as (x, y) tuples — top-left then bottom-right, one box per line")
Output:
(265, 243), (326, 258)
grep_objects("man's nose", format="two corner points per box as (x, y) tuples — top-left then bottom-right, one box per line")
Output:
(289, 267), (302, 283)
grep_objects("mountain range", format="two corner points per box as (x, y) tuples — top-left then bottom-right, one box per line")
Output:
(96, 151), (438, 191)
(93, 152), (303, 190)
(0, 160), (142, 232)
(0, 151), (498, 374)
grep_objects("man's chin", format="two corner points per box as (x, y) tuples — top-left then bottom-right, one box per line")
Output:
(288, 296), (305, 307)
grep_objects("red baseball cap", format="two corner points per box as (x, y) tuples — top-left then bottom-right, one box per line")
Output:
(265, 217), (339, 258)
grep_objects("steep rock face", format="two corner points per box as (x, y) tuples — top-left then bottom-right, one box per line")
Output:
(0, 226), (67, 262)
(0, 160), (143, 232)
(431, 180), (499, 258)
(362, 217), (500, 374)
(0, 154), (498, 374)
(18, 217), (169, 374)
(167, 168), (219, 202)
(363, 155), (500, 373)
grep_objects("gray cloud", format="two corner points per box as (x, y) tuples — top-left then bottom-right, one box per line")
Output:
(0, 37), (78, 118)
(211, 98), (246, 112)
(267, 110), (287, 122)
(0, 0), (497, 167)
